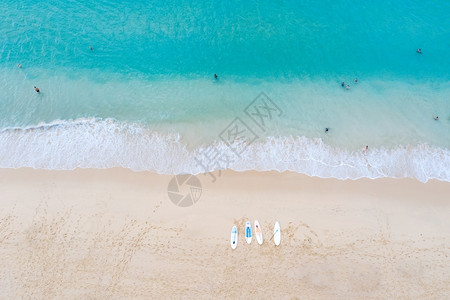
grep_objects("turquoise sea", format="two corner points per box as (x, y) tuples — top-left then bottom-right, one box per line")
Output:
(0, 0), (449, 181)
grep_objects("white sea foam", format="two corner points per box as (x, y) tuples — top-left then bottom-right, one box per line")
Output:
(0, 118), (449, 183)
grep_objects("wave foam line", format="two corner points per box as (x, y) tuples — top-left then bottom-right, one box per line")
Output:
(0, 118), (449, 183)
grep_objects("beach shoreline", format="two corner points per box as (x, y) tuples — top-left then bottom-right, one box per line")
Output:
(2, 118), (449, 183)
(0, 167), (449, 298)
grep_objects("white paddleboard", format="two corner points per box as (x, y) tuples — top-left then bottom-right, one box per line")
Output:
(254, 220), (263, 245)
(230, 225), (238, 250)
(273, 222), (281, 246)
(245, 221), (252, 244)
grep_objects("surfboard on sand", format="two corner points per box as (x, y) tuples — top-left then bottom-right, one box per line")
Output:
(230, 225), (238, 250)
(245, 221), (252, 244)
(254, 220), (263, 245)
(273, 222), (281, 246)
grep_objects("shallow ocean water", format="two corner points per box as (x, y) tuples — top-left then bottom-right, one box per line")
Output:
(0, 0), (449, 181)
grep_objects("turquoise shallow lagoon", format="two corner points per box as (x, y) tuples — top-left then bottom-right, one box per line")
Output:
(0, 0), (449, 181)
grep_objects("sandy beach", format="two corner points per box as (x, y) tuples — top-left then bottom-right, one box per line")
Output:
(0, 168), (449, 299)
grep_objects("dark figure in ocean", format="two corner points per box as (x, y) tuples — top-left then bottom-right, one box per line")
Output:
(17, 63), (22, 69)
(363, 145), (369, 152)
(434, 116), (439, 120)
(346, 84), (350, 90)
(90, 46), (94, 51)
(34, 86), (40, 93)
(325, 128), (329, 133)
(354, 78), (358, 83)
(341, 82), (345, 87)
(214, 74), (218, 79)
(417, 48), (422, 54)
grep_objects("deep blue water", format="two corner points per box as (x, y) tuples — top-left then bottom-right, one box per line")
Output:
(1, 0), (449, 78)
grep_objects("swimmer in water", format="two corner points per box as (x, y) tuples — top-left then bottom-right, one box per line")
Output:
(346, 84), (350, 90)
(17, 63), (22, 68)
(434, 116), (439, 120)
(325, 128), (329, 133)
(214, 73), (218, 79)
(90, 46), (94, 51)
(417, 48), (422, 54)
(34, 86), (40, 93)
(363, 145), (369, 152)
(341, 82), (345, 87)
(354, 78), (358, 83)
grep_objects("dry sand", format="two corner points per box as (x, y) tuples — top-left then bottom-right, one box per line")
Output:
(0, 168), (449, 299)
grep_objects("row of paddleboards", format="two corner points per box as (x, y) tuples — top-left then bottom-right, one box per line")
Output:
(230, 220), (281, 249)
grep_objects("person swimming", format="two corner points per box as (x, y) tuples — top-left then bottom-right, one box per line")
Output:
(346, 84), (350, 90)
(90, 46), (94, 51)
(354, 78), (358, 83)
(325, 127), (329, 133)
(417, 48), (422, 54)
(434, 116), (439, 120)
(17, 63), (22, 68)
(214, 73), (218, 79)
(34, 86), (40, 93)
(363, 145), (369, 152)
(341, 82), (345, 87)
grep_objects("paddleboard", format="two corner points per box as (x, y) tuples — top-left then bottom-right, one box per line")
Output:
(254, 220), (263, 245)
(273, 222), (281, 246)
(245, 221), (252, 244)
(230, 225), (238, 250)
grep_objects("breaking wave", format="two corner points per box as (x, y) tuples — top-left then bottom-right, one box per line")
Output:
(1, 118), (449, 182)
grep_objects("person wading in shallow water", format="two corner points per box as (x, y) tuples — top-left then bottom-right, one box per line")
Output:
(363, 145), (369, 153)
(34, 86), (40, 93)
